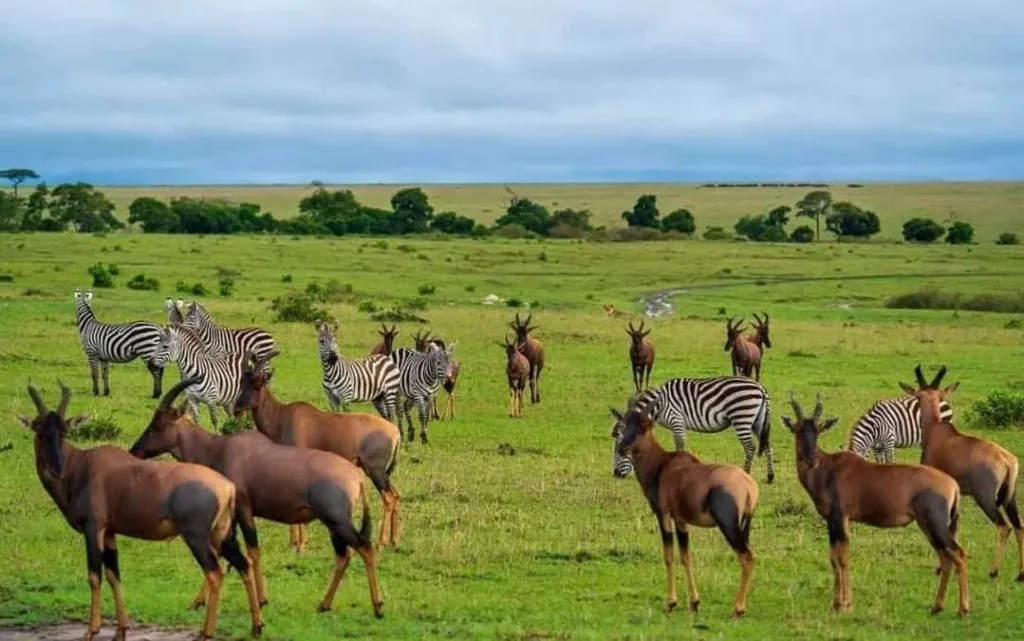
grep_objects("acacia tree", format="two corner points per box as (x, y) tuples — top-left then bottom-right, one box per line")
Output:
(621, 194), (660, 228)
(0, 168), (40, 198)
(795, 190), (833, 241)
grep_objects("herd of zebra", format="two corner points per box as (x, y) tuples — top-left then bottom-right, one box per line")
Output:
(72, 290), (458, 444)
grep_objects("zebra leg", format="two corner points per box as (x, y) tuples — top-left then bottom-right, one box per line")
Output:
(100, 361), (111, 396)
(416, 398), (430, 445)
(88, 356), (100, 396)
(431, 396), (440, 421)
(670, 425), (687, 452)
(187, 398), (201, 424)
(402, 397), (416, 444)
(737, 431), (756, 474)
(883, 442), (896, 464)
(764, 444), (776, 484)
(146, 361), (164, 399)
(207, 402), (219, 431)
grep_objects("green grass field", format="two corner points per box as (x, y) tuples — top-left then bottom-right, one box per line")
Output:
(1, 230), (1023, 640)
(35, 181), (1024, 242)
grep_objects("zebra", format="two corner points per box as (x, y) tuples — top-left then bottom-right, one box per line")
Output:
(73, 289), (164, 398)
(149, 324), (249, 430)
(847, 396), (954, 463)
(610, 376), (774, 483)
(315, 320), (400, 421)
(181, 300), (276, 368)
(165, 297), (185, 325)
(390, 341), (458, 444)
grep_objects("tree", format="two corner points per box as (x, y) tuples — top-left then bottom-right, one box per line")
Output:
(621, 194), (660, 228)
(0, 168), (39, 198)
(390, 187), (434, 234)
(662, 208), (696, 234)
(825, 202), (880, 238)
(298, 187), (365, 235)
(48, 183), (121, 232)
(128, 196), (178, 233)
(495, 194), (552, 235)
(902, 217), (945, 243)
(766, 205), (791, 228)
(22, 182), (50, 230)
(945, 221), (974, 245)
(795, 190), (833, 241)
(551, 207), (593, 231)
(790, 225), (814, 243)
(431, 211), (476, 235)
(0, 191), (23, 231)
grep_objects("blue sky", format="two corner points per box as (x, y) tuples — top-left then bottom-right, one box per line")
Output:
(3, 1), (1024, 184)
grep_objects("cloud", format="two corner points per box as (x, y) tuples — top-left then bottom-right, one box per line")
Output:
(3, 1), (1024, 183)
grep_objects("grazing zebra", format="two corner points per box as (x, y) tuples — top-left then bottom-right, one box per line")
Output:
(847, 396), (954, 463)
(165, 297), (184, 324)
(73, 289), (164, 398)
(181, 300), (276, 367)
(390, 341), (458, 444)
(315, 320), (400, 421)
(150, 324), (249, 429)
(611, 376), (774, 483)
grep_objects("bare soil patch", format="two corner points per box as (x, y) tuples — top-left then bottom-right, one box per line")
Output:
(0, 624), (193, 641)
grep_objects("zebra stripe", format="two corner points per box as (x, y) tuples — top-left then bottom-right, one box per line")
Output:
(316, 322), (400, 421)
(847, 396), (954, 463)
(151, 324), (248, 429)
(74, 289), (164, 398)
(612, 376), (774, 481)
(390, 342), (457, 444)
(165, 297), (184, 325)
(182, 301), (276, 364)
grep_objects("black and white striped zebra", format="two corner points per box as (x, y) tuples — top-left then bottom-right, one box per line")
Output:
(73, 289), (164, 398)
(390, 341), (458, 444)
(315, 320), (400, 421)
(847, 396), (954, 463)
(165, 297), (184, 325)
(611, 376), (774, 483)
(150, 324), (248, 429)
(181, 300), (276, 367)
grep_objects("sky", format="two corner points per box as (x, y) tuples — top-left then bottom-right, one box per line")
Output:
(3, 1), (1024, 185)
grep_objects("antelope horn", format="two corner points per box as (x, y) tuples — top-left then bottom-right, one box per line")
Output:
(812, 393), (824, 421)
(27, 381), (47, 415)
(914, 364), (927, 388)
(789, 391), (805, 420)
(931, 365), (948, 388)
(762, 311), (769, 323)
(253, 349), (281, 373)
(56, 379), (71, 418)
(160, 377), (200, 410)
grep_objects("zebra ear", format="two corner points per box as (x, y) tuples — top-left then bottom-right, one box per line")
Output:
(85, 290), (93, 301)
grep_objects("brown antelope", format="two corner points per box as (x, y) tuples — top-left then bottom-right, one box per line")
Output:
(902, 365), (1023, 581)
(370, 324), (398, 356)
(603, 303), (627, 318)
(724, 315), (769, 381)
(233, 351), (402, 551)
(746, 312), (771, 380)
(508, 312), (544, 404)
(500, 334), (530, 417)
(783, 392), (969, 615)
(610, 403), (758, 617)
(626, 320), (655, 392)
(130, 378), (385, 617)
(18, 380), (263, 641)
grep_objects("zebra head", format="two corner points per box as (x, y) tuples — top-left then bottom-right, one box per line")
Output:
(315, 318), (340, 362)
(430, 340), (457, 380)
(181, 301), (211, 333)
(610, 392), (660, 478)
(150, 326), (181, 368)
(609, 409), (634, 478)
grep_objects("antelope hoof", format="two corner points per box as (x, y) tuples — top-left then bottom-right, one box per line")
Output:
(373, 601), (385, 619)
(113, 626), (128, 641)
(259, 599), (269, 608)
(930, 604), (944, 615)
(317, 603), (332, 613)
(664, 600), (677, 615)
(689, 599), (700, 613)
(731, 608), (745, 619)
(989, 568), (999, 579)
(1017, 572), (1024, 582)
(189, 599), (206, 611)
(251, 622), (264, 637)
(958, 605), (971, 616)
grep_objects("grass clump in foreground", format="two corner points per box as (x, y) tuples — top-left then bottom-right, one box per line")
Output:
(967, 391), (1024, 429)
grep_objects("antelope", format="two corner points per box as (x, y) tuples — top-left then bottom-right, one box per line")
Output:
(626, 320), (655, 392)
(18, 380), (263, 641)
(902, 365), (1023, 581)
(603, 303), (627, 318)
(370, 324), (398, 357)
(725, 316), (763, 380)
(233, 351), (402, 552)
(746, 312), (771, 380)
(783, 392), (969, 615)
(508, 312), (545, 404)
(500, 334), (530, 418)
(130, 378), (385, 617)
(610, 403), (759, 617)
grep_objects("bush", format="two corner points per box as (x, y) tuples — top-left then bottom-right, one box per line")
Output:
(506, 297), (524, 308)
(759, 226), (788, 242)
(886, 287), (1024, 313)
(404, 297), (428, 312)
(175, 281), (207, 296)
(127, 273), (160, 291)
(67, 416), (122, 442)
(219, 414), (254, 435)
(965, 391), (1024, 429)
(270, 291), (332, 324)
(0, 274), (14, 282)
(996, 232), (1020, 246)
(493, 223), (535, 239)
(945, 221), (974, 245)
(418, 284), (437, 295)
(662, 208), (696, 234)
(549, 223), (585, 239)
(88, 263), (115, 288)
(825, 202), (881, 239)
(702, 226), (732, 241)
(790, 225), (814, 243)
(219, 278), (234, 297)
(281, 274), (293, 282)
(902, 217), (944, 243)
(370, 307), (427, 323)
(358, 300), (380, 313)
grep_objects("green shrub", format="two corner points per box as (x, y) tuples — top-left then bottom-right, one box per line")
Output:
(127, 273), (160, 291)
(404, 297), (428, 311)
(358, 300), (380, 313)
(945, 221), (974, 245)
(219, 414), (254, 435)
(67, 416), (122, 442)
(281, 274), (293, 282)
(966, 391), (1024, 429)
(0, 274), (14, 282)
(902, 217), (944, 243)
(996, 232), (1020, 246)
(270, 291), (332, 324)
(702, 226), (732, 241)
(418, 284), (437, 295)
(886, 288), (1024, 313)
(88, 263), (115, 288)
(219, 277), (234, 297)
(790, 226), (814, 243)
(506, 297), (524, 308)
(370, 308), (426, 323)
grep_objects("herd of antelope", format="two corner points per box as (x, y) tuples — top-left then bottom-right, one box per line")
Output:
(11, 292), (1022, 639)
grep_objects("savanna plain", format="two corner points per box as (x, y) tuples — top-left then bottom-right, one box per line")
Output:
(1, 209), (1024, 640)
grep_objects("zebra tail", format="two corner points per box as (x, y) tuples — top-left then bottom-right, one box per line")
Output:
(755, 397), (771, 458)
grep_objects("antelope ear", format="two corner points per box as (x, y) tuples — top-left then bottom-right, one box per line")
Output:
(65, 414), (92, 431)
(17, 415), (33, 429)
(943, 382), (960, 395)
(898, 382), (916, 395)
(781, 416), (796, 433)
(818, 417), (840, 434)
(609, 408), (624, 421)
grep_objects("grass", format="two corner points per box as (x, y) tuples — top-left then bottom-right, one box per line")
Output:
(1, 232), (1024, 639)
(9, 181), (1024, 241)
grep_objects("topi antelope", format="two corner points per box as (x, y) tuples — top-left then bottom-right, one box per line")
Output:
(370, 324), (399, 357)
(626, 320), (655, 392)
(500, 334), (530, 418)
(784, 391), (969, 615)
(18, 380), (263, 641)
(725, 315), (766, 381)
(233, 351), (402, 552)
(611, 403), (759, 617)
(901, 364), (1023, 581)
(508, 312), (545, 404)
(130, 377), (385, 617)
(603, 303), (627, 318)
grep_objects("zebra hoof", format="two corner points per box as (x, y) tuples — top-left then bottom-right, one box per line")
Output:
(766, 472), (775, 484)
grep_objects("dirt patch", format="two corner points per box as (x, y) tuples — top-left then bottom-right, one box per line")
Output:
(0, 623), (193, 641)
